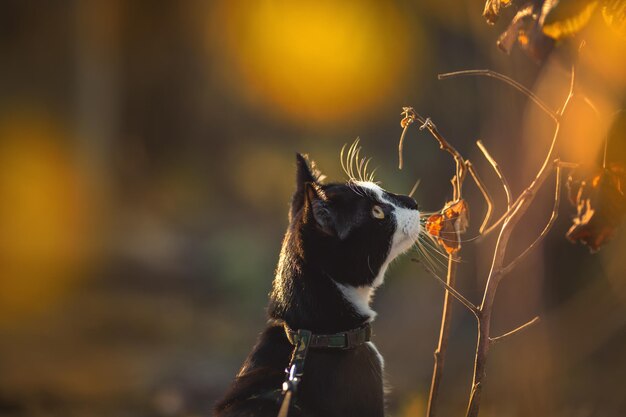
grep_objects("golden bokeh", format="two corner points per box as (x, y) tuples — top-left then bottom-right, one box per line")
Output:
(0, 112), (94, 323)
(210, 0), (420, 125)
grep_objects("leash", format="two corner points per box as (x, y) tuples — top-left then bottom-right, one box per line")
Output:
(277, 328), (311, 417)
(276, 322), (372, 417)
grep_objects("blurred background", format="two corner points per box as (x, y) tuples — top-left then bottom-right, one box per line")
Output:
(0, 1), (625, 416)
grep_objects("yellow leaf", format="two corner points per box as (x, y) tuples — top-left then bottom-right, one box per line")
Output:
(602, 0), (626, 39)
(543, 1), (599, 40)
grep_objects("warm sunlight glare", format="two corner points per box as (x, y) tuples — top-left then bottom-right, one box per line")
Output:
(210, 0), (419, 125)
(0, 113), (93, 323)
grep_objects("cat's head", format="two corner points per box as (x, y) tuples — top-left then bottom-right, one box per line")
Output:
(285, 153), (420, 317)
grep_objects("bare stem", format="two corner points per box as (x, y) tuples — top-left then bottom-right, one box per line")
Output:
(438, 69), (559, 123)
(466, 160), (495, 234)
(411, 258), (480, 318)
(398, 122), (411, 170)
(501, 164), (562, 275)
(557, 161), (579, 169)
(399, 68), (572, 417)
(489, 316), (540, 344)
(465, 66), (576, 417)
(398, 108), (467, 192)
(400, 108), (480, 417)
(476, 140), (513, 209)
(426, 255), (459, 417)
(479, 205), (513, 238)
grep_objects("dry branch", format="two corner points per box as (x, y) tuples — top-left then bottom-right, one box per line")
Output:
(501, 163), (562, 275)
(401, 108), (477, 417)
(466, 161), (494, 234)
(464, 66), (576, 417)
(438, 69), (559, 122)
(400, 107), (496, 417)
(476, 140), (513, 209)
(401, 65), (583, 417)
(489, 316), (540, 344)
(413, 258), (480, 318)
(426, 255), (459, 417)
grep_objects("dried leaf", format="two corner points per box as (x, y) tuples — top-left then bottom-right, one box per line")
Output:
(495, 1), (558, 61)
(543, 1), (598, 39)
(426, 199), (470, 254)
(487, 0), (602, 62)
(602, 0), (626, 39)
(483, 0), (514, 25)
(566, 163), (626, 252)
(400, 107), (416, 129)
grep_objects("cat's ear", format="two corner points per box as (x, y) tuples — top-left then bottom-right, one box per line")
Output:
(290, 153), (325, 221)
(296, 153), (320, 186)
(303, 182), (335, 235)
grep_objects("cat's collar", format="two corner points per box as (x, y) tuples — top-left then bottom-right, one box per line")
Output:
(283, 322), (371, 350)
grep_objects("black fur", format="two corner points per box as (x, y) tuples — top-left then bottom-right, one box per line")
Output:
(214, 154), (418, 417)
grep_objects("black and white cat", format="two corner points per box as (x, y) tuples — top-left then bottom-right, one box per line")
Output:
(215, 153), (421, 417)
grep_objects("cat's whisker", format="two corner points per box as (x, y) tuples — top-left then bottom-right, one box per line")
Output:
(357, 157), (365, 182)
(356, 149), (365, 182)
(414, 241), (446, 272)
(418, 210), (437, 219)
(358, 155), (370, 183)
(344, 142), (352, 179)
(417, 239), (451, 266)
(350, 180), (366, 197)
(363, 158), (372, 180)
(418, 238), (464, 266)
(420, 225), (483, 244)
(339, 139), (380, 195)
(416, 236), (449, 265)
(420, 231), (449, 254)
(412, 244), (437, 272)
(412, 254), (449, 286)
(345, 143), (352, 180)
(417, 210), (482, 244)
(353, 146), (360, 178)
(348, 140), (359, 181)
(427, 234), (482, 244)
(368, 168), (379, 183)
(340, 143), (352, 181)
(417, 234), (461, 263)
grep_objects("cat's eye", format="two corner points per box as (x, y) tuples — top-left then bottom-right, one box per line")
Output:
(371, 205), (385, 219)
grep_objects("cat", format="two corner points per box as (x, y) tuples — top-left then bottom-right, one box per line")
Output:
(214, 152), (421, 417)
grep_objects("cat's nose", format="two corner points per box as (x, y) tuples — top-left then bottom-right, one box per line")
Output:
(397, 195), (418, 210)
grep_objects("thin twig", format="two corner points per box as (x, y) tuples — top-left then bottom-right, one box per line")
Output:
(412, 258), (480, 319)
(489, 316), (540, 344)
(479, 208), (509, 237)
(421, 117), (466, 195)
(426, 255), (458, 417)
(466, 67), (576, 417)
(476, 140), (513, 209)
(398, 123), (411, 170)
(501, 163), (562, 275)
(399, 107), (467, 191)
(438, 70), (559, 123)
(466, 161), (494, 234)
(556, 161), (579, 169)
(408, 178), (421, 198)
(400, 109), (475, 417)
(477, 157), (570, 239)
(465, 65), (576, 417)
